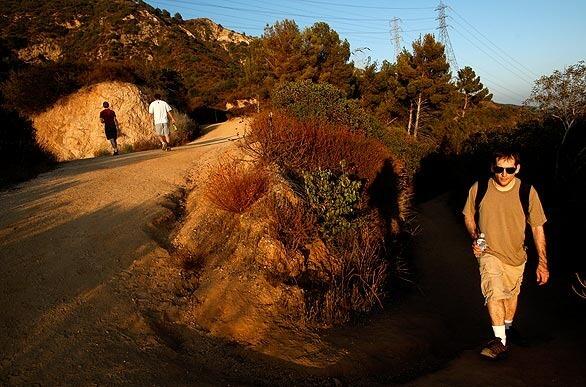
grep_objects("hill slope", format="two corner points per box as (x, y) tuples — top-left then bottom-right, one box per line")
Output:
(0, 0), (252, 108)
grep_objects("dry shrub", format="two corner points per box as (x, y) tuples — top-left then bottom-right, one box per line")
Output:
(129, 138), (160, 152)
(205, 159), (270, 213)
(242, 111), (392, 186)
(267, 195), (317, 253)
(306, 216), (388, 326)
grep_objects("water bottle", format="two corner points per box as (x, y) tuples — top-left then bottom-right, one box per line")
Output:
(476, 232), (487, 252)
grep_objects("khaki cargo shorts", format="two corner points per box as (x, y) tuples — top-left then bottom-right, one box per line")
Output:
(155, 123), (170, 136)
(478, 253), (525, 303)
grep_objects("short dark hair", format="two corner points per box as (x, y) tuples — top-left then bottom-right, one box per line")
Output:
(492, 150), (521, 166)
(103, 101), (109, 108)
(154, 93), (162, 100)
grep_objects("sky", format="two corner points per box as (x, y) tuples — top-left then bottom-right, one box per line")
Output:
(145, 0), (586, 105)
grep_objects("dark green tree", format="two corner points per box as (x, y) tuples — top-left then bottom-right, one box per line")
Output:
(456, 66), (491, 117)
(259, 20), (305, 89)
(301, 22), (354, 94)
(395, 49), (418, 135)
(409, 34), (454, 138)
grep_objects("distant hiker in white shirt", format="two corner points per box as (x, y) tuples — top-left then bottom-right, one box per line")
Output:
(148, 93), (176, 151)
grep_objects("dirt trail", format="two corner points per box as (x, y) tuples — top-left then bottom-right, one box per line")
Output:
(404, 194), (586, 387)
(0, 120), (244, 385)
(1, 119), (584, 385)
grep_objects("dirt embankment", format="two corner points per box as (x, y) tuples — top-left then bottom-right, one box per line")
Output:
(33, 81), (154, 161)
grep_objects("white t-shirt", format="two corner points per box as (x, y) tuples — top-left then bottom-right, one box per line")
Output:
(148, 100), (172, 124)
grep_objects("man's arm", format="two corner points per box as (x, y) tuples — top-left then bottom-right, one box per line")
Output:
(167, 111), (176, 124)
(531, 225), (549, 285)
(464, 214), (483, 257)
(464, 214), (478, 239)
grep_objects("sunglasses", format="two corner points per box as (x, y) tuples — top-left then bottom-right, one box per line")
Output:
(494, 166), (517, 174)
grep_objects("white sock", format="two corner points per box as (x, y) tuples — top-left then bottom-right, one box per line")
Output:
(492, 325), (507, 345)
(504, 320), (513, 330)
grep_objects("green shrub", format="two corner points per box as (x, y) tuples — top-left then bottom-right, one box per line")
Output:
(302, 165), (362, 239)
(271, 81), (378, 135)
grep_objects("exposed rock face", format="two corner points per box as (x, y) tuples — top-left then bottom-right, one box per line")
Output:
(187, 18), (252, 46)
(17, 42), (62, 62)
(33, 81), (155, 160)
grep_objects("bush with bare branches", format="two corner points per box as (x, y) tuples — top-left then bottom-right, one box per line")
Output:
(241, 111), (392, 187)
(205, 159), (270, 213)
(267, 195), (317, 253)
(306, 217), (388, 326)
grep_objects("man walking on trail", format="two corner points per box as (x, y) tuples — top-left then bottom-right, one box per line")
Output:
(148, 93), (176, 151)
(99, 101), (119, 156)
(463, 150), (549, 360)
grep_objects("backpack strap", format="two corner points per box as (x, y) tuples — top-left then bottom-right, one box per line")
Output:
(474, 179), (489, 233)
(519, 180), (531, 220)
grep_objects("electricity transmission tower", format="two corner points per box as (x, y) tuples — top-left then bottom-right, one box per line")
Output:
(436, 1), (458, 72)
(390, 17), (402, 59)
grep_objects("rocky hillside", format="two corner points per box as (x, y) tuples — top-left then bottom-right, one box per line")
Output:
(34, 81), (154, 160)
(0, 0), (252, 108)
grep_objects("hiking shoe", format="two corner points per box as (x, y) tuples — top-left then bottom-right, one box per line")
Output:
(507, 327), (529, 347)
(161, 143), (167, 151)
(113, 150), (119, 156)
(480, 338), (508, 360)
(166, 145), (172, 151)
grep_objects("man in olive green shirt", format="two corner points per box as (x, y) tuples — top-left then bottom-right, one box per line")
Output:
(463, 150), (549, 359)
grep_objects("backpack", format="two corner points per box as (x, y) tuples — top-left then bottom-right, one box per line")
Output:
(474, 179), (531, 233)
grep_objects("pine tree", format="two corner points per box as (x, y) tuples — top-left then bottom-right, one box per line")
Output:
(395, 49), (418, 135)
(301, 22), (354, 94)
(410, 34), (453, 138)
(456, 66), (491, 117)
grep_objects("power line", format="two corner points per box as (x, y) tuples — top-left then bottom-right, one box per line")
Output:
(152, 0), (405, 32)
(448, 5), (540, 79)
(450, 27), (534, 86)
(152, 0), (402, 22)
(285, 0), (436, 10)
(457, 55), (529, 100)
(448, 16), (535, 84)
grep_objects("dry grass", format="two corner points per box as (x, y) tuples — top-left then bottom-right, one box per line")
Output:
(242, 111), (392, 187)
(267, 195), (317, 253)
(306, 214), (388, 326)
(205, 159), (270, 213)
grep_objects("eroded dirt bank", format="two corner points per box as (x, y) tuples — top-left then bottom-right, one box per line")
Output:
(1, 118), (584, 385)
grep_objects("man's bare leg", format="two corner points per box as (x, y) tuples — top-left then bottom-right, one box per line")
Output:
(109, 139), (118, 154)
(504, 296), (518, 322)
(487, 299), (506, 326)
(158, 135), (167, 150)
(486, 299), (507, 346)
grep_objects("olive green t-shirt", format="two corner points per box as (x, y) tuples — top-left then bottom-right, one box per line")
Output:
(462, 178), (547, 266)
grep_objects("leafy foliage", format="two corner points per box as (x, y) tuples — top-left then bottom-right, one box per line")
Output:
(457, 66), (492, 117)
(525, 60), (586, 133)
(271, 81), (376, 134)
(303, 165), (362, 239)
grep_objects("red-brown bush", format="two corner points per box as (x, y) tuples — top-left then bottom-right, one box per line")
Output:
(205, 159), (270, 213)
(267, 195), (317, 253)
(242, 111), (392, 187)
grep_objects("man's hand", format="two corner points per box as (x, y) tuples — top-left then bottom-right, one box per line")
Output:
(536, 262), (549, 285)
(471, 240), (483, 258)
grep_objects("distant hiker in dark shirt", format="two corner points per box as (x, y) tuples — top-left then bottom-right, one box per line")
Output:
(99, 101), (119, 155)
